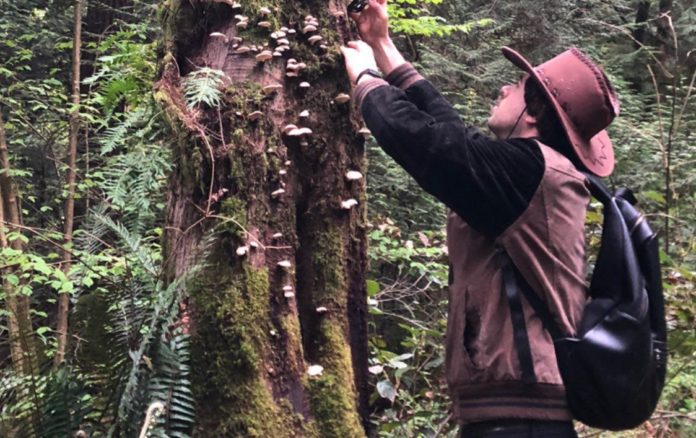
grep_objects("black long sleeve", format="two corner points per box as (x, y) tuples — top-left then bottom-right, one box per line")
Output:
(356, 66), (544, 238)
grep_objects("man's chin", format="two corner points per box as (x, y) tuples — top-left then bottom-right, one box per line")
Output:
(487, 120), (501, 139)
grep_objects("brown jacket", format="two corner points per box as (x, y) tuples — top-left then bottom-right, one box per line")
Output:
(445, 143), (590, 423)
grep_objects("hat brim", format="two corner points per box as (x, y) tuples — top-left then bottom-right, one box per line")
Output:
(501, 47), (615, 177)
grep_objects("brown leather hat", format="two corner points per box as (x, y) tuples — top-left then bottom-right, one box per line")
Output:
(502, 46), (620, 177)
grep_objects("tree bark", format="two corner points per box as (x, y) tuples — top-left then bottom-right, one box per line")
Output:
(0, 114), (36, 374)
(156, 1), (369, 436)
(633, 1), (651, 48)
(55, 0), (83, 367)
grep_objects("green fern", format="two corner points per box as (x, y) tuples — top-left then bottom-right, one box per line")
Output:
(183, 67), (225, 108)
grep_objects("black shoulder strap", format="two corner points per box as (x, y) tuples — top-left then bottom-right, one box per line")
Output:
(501, 252), (567, 366)
(500, 252), (537, 384)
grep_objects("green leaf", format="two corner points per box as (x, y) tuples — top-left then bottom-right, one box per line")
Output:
(366, 279), (380, 297)
(377, 379), (397, 402)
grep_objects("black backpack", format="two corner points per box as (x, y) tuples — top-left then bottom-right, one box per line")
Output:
(502, 173), (668, 431)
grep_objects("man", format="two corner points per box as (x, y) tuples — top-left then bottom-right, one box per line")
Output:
(341, 0), (620, 437)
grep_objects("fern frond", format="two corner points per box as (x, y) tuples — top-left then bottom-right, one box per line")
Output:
(183, 67), (225, 108)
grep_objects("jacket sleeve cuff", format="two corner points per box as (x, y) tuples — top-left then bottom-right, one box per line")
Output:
(384, 63), (424, 90)
(353, 77), (389, 107)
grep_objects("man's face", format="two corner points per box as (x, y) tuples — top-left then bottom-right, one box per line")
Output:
(488, 74), (528, 139)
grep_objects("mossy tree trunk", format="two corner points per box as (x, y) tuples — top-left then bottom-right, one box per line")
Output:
(156, 1), (369, 436)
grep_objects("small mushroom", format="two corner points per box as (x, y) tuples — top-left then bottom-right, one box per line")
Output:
(316, 306), (328, 313)
(282, 123), (298, 134)
(277, 260), (292, 268)
(262, 83), (283, 95)
(302, 24), (317, 34)
(259, 6), (272, 16)
(287, 127), (313, 137)
(307, 364), (324, 376)
(345, 171), (363, 181)
(270, 329), (278, 336)
(334, 93), (350, 104)
(258, 21), (272, 29)
(299, 81), (311, 88)
(341, 199), (358, 210)
(280, 26), (289, 32)
(231, 36), (243, 43)
(271, 188), (286, 197)
(276, 38), (290, 46)
(249, 241), (259, 248)
(358, 127), (372, 137)
(209, 32), (228, 42)
(236, 21), (248, 29)
(231, 2), (242, 9)
(272, 232), (283, 239)
(279, 169), (287, 176)
(282, 285), (293, 292)
(287, 29), (297, 35)
(255, 50), (273, 62)
(273, 51), (283, 57)
(235, 45), (251, 54)
(284, 160), (292, 166)
(307, 35), (323, 45)
(299, 110), (310, 118)
(236, 246), (249, 256)
(248, 110), (264, 121)
(284, 291), (295, 298)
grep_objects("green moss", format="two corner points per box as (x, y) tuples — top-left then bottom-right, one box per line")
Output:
(311, 225), (346, 305)
(219, 196), (247, 237)
(192, 264), (314, 436)
(307, 322), (364, 438)
(225, 80), (266, 110)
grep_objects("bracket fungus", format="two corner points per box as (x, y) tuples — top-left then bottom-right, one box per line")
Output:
(334, 93), (351, 104)
(341, 199), (358, 210)
(277, 260), (292, 269)
(262, 83), (283, 95)
(286, 127), (313, 137)
(271, 188), (286, 198)
(307, 364), (324, 377)
(307, 35), (323, 45)
(248, 110), (264, 121)
(255, 50), (273, 62)
(345, 171), (363, 181)
(282, 124), (298, 134)
(209, 32), (228, 42)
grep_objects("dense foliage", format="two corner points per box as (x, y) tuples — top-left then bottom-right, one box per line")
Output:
(0, 0), (694, 436)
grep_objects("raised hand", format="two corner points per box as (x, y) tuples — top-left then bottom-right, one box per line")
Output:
(348, 0), (389, 47)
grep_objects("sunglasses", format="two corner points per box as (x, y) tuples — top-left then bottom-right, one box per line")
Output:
(347, 0), (369, 13)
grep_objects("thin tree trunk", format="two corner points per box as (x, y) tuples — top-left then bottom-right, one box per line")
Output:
(55, 0), (83, 366)
(0, 114), (36, 374)
(656, 0), (676, 254)
(157, 1), (369, 435)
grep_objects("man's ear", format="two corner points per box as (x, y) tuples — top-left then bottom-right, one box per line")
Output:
(523, 111), (537, 127)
